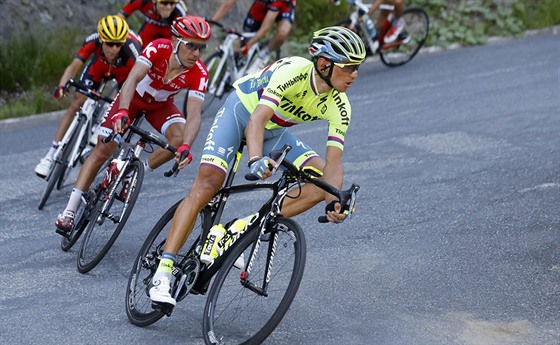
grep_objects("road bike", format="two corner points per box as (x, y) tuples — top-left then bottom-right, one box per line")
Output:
(38, 78), (117, 210)
(125, 142), (359, 344)
(59, 112), (180, 274)
(183, 19), (280, 115)
(335, 0), (429, 67)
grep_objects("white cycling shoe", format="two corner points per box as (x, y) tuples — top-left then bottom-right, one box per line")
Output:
(35, 157), (53, 178)
(149, 276), (176, 309)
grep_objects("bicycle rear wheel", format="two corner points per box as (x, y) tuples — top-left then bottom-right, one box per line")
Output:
(203, 217), (306, 345)
(76, 160), (144, 273)
(126, 199), (205, 327)
(38, 115), (85, 210)
(379, 8), (429, 67)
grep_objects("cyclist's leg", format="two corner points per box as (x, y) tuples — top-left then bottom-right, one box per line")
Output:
(164, 93), (248, 253)
(267, 3), (294, 53)
(144, 100), (186, 170)
(150, 92), (248, 307)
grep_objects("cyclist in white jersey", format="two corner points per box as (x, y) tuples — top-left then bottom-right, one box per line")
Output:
(148, 26), (366, 310)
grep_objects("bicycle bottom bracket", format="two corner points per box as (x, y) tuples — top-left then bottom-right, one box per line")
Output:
(174, 257), (200, 302)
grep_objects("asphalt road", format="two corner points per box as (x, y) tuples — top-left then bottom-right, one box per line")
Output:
(0, 31), (558, 345)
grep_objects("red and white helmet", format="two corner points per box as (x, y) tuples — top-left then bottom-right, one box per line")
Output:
(171, 15), (211, 40)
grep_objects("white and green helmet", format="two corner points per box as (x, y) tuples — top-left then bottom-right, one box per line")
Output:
(309, 26), (366, 64)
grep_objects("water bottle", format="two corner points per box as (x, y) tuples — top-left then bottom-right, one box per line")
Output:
(200, 224), (227, 265)
(364, 16), (377, 38)
(101, 158), (124, 189)
(218, 213), (256, 251)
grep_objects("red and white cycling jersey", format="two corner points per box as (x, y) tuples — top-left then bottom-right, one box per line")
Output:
(136, 38), (208, 102)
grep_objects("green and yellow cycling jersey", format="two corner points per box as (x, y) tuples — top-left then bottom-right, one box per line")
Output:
(233, 56), (351, 151)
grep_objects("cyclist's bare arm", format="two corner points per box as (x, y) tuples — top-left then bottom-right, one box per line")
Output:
(176, 95), (203, 169)
(320, 145), (346, 222)
(58, 58), (84, 89)
(246, 9), (278, 49)
(211, 0), (236, 22)
(367, 0), (386, 15)
(245, 104), (275, 161)
(119, 62), (149, 111)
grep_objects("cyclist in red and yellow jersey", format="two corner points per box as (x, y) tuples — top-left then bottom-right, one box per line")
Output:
(148, 26), (366, 310)
(212, 0), (296, 73)
(34, 15), (142, 179)
(118, 0), (188, 47)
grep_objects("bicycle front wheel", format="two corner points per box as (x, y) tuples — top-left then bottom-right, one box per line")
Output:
(379, 8), (430, 67)
(77, 160), (144, 273)
(203, 217), (306, 345)
(38, 115), (85, 210)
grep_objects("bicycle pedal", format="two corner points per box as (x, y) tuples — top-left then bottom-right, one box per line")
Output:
(151, 301), (174, 316)
(55, 228), (71, 239)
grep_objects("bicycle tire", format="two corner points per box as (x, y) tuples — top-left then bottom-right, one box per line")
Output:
(57, 118), (87, 191)
(77, 160), (144, 273)
(126, 199), (205, 327)
(38, 115), (85, 210)
(203, 217), (306, 345)
(379, 8), (429, 67)
(333, 19), (377, 57)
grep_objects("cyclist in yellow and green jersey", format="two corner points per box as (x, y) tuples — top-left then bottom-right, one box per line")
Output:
(148, 26), (366, 310)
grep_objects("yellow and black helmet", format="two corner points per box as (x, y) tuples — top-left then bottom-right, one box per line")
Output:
(97, 15), (129, 43)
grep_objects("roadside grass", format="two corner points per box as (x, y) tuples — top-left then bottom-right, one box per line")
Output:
(0, 28), (82, 119)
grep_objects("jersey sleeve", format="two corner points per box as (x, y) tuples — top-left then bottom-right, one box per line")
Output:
(186, 60), (209, 101)
(256, 60), (303, 111)
(75, 33), (99, 62)
(137, 39), (169, 68)
(325, 91), (351, 151)
(120, 0), (143, 17)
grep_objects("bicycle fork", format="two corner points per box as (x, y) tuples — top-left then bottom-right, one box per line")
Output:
(240, 221), (278, 297)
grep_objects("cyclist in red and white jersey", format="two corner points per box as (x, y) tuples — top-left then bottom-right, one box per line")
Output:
(211, 0), (296, 73)
(147, 26), (366, 310)
(55, 15), (212, 236)
(34, 15), (142, 179)
(118, 0), (188, 47)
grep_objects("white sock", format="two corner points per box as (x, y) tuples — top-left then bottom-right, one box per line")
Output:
(65, 188), (84, 214)
(143, 159), (154, 175)
(46, 141), (59, 159)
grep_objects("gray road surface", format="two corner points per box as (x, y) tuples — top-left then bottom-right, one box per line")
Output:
(0, 31), (558, 345)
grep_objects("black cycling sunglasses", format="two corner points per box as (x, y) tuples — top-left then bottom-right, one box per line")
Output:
(104, 42), (124, 48)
